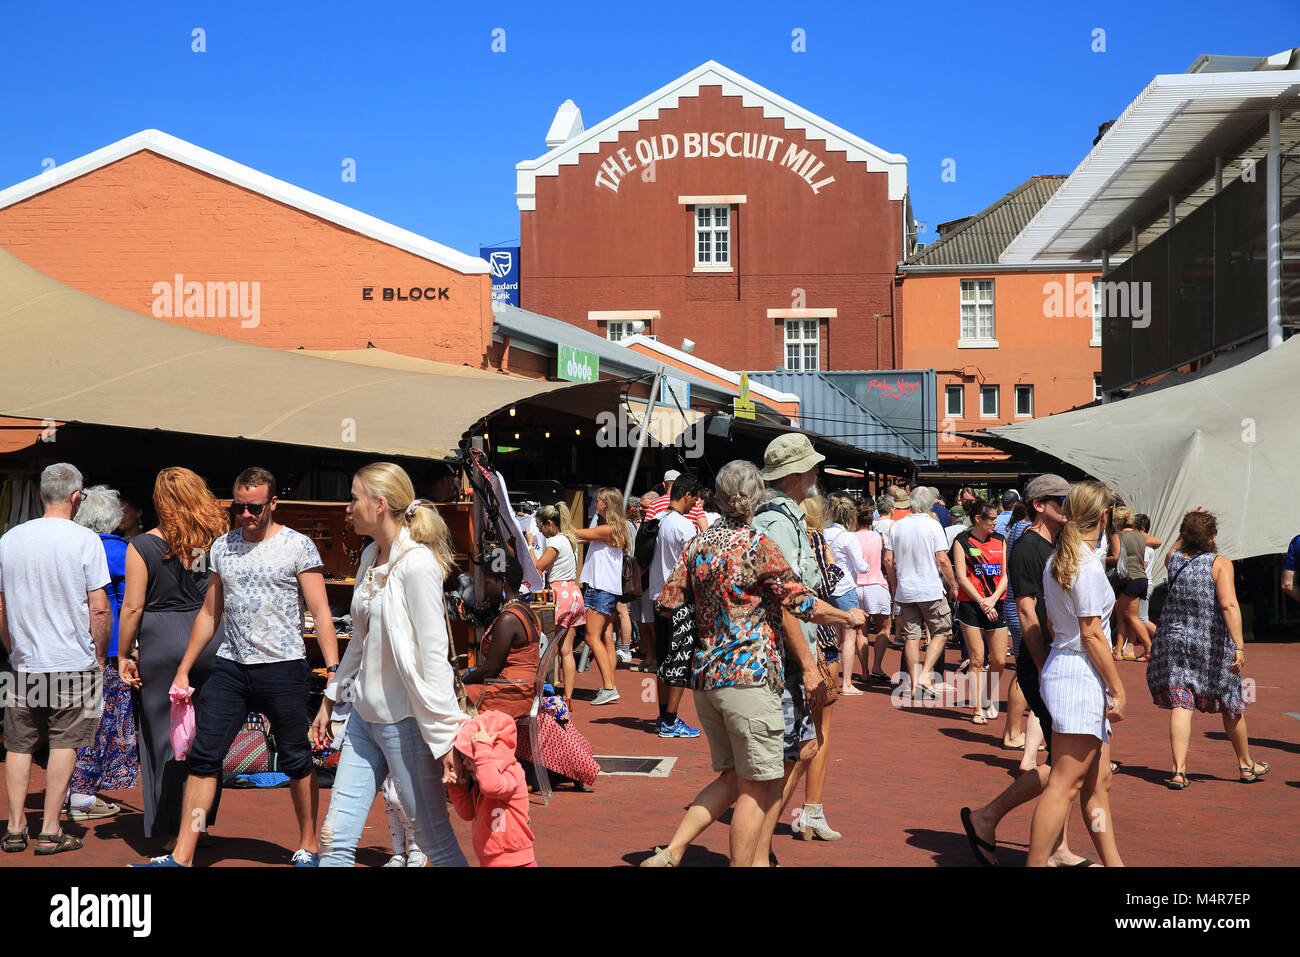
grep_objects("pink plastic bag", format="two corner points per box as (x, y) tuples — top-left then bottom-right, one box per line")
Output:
(170, 684), (196, 760)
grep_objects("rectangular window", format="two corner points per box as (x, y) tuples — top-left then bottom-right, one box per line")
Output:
(944, 384), (964, 418)
(1091, 278), (1103, 345)
(980, 384), (999, 418)
(695, 205), (731, 269)
(960, 279), (995, 341)
(1014, 384), (1034, 417)
(1094, 373), (1104, 402)
(784, 319), (819, 371)
(607, 321), (649, 342)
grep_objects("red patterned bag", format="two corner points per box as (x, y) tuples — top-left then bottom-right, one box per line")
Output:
(222, 713), (280, 775)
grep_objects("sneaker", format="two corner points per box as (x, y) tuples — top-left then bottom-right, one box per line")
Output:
(132, 854), (185, 868)
(615, 646), (632, 665)
(590, 687), (621, 706)
(67, 798), (121, 822)
(406, 849), (428, 868)
(659, 718), (701, 738)
(382, 854), (406, 868)
(291, 849), (320, 867)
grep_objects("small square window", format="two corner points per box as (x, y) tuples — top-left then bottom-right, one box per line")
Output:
(1014, 384), (1034, 417)
(1094, 373), (1104, 402)
(980, 385), (999, 418)
(944, 384), (964, 418)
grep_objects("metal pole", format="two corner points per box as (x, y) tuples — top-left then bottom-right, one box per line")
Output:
(1266, 108), (1283, 350)
(623, 366), (664, 503)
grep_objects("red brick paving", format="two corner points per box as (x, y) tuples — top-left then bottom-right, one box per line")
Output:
(2, 643), (1296, 867)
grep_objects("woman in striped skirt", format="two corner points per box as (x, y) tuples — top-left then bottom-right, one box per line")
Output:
(1026, 481), (1126, 867)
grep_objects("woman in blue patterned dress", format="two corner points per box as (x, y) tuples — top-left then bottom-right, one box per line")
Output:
(69, 486), (139, 820)
(1146, 510), (1267, 789)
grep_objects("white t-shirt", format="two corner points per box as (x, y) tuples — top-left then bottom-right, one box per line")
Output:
(823, 524), (867, 597)
(524, 515), (546, 559)
(649, 509), (697, 602)
(0, 517), (111, 672)
(544, 534), (577, 583)
(210, 527), (323, 664)
(579, 520), (634, 595)
(885, 513), (949, 603)
(873, 516), (894, 537)
(1041, 544), (1114, 653)
(944, 523), (965, 549)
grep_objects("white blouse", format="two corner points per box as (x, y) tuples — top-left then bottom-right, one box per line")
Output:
(326, 528), (464, 758)
(823, 524), (868, 597)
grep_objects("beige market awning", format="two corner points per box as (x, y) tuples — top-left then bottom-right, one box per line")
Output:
(0, 248), (572, 459)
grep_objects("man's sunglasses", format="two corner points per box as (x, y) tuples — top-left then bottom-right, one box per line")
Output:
(230, 501), (270, 516)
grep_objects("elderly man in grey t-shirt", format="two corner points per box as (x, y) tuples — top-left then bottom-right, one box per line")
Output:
(752, 434), (864, 865)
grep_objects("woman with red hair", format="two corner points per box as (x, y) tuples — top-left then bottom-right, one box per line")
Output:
(117, 468), (230, 852)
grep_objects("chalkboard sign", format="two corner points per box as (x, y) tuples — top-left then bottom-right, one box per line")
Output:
(657, 603), (697, 689)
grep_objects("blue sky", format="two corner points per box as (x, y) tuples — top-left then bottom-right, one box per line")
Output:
(2, 1), (1295, 256)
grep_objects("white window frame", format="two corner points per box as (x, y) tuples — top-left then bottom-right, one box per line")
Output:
(1094, 373), (1104, 402)
(958, 278), (997, 348)
(694, 205), (732, 272)
(784, 319), (820, 371)
(944, 384), (964, 418)
(606, 320), (648, 342)
(979, 384), (999, 419)
(1014, 384), (1034, 417)
(1090, 278), (1103, 347)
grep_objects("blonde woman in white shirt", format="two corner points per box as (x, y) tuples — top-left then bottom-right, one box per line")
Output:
(1026, 480), (1125, 867)
(313, 463), (469, 867)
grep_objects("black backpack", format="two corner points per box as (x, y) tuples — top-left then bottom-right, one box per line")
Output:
(634, 517), (661, 585)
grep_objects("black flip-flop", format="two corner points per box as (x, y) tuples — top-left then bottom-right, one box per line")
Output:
(1067, 858), (1096, 867)
(1001, 741), (1026, 751)
(960, 807), (996, 866)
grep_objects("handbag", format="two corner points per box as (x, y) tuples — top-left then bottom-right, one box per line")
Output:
(621, 551), (644, 600)
(657, 538), (698, 689)
(223, 713), (280, 775)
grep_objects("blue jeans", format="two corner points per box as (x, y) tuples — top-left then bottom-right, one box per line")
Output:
(320, 715), (467, 867)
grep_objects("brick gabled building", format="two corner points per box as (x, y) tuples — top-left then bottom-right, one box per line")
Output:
(516, 61), (912, 373)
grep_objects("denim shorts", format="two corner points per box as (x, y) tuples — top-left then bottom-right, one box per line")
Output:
(833, 591), (858, 613)
(582, 585), (619, 617)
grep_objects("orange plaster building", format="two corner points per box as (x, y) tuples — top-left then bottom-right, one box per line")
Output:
(0, 130), (493, 367)
(896, 176), (1102, 479)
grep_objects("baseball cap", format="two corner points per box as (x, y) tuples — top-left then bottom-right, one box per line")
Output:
(1023, 474), (1071, 500)
(663, 469), (681, 483)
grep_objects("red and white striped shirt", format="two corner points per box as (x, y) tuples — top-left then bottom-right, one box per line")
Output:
(644, 494), (706, 525)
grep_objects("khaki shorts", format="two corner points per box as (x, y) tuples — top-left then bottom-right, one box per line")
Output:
(693, 685), (785, 782)
(2, 670), (103, 753)
(897, 599), (953, 641)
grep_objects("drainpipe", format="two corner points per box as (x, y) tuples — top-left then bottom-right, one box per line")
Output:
(1266, 108), (1283, 350)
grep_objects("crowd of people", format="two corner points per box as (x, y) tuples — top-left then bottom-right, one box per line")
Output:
(0, 442), (1276, 866)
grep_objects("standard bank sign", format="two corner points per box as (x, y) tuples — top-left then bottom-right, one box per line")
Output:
(480, 246), (520, 306)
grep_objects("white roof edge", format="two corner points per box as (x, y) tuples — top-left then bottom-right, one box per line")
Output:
(622, 334), (800, 403)
(1000, 69), (1300, 264)
(0, 129), (489, 274)
(515, 60), (909, 207)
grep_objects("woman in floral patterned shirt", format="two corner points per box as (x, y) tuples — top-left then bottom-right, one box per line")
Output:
(642, 460), (864, 868)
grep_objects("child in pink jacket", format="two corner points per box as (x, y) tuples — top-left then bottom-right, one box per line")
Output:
(447, 709), (536, 867)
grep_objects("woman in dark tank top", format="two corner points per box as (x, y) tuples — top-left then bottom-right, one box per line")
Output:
(117, 469), (230, 850)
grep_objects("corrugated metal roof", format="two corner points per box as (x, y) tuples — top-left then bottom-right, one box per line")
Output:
(493, 303), (771, 410)
(750, 371), (925, 462)
(907, 176), (1066, 266)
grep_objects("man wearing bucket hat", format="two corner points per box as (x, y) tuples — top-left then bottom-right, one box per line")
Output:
(751, 434), (865, 863)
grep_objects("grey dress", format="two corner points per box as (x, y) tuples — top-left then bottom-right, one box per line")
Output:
(131, 533), (224, 839)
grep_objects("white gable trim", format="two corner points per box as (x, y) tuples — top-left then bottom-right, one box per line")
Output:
(0, 130), (489, 275)
(516, 60), (908, 210)
(621, 334), (800, 404)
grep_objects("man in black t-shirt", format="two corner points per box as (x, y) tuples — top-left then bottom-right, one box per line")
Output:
(960, 474), (1093, 867)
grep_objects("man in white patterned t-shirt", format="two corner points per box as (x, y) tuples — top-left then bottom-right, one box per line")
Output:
(136, 467), (339, 868)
